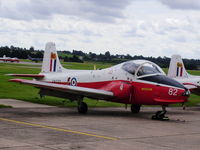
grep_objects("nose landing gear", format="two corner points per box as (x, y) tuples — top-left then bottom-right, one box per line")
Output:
(152, 106), (169, 121)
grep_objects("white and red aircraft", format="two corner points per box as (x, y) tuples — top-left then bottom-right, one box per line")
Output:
(8, 42), (190, 120)
(168, 54), (200, 95)
(0, 55), (19, 62)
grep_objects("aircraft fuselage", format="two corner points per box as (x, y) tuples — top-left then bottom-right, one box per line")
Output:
(39, 65), (188, 105)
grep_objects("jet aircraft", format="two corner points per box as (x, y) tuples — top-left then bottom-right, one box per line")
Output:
(168, 54), (200, 95)
(8, 43), (190, 120)
(0, 55), (19, 62)
(28, 55), (43, 62)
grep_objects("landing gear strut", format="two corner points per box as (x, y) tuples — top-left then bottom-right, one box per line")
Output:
(152, 106), (169, 121)
(131, 104), (141, 113)
(77, 101), (88, 114)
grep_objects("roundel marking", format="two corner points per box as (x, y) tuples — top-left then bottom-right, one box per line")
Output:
(70, 77), (77, 86)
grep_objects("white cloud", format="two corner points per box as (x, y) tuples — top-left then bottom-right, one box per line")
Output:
(0, 0), (200, 59)
(160, 0), (200, 10)
(0, 0), (131, 22)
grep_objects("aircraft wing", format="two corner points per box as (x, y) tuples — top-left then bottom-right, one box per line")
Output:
(7, 74), (44, 78)
(10, 79), (114, 100)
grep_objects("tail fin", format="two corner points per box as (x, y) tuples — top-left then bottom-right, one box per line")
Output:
(168, 54), (188, 78)
(41, 42), (64, 73)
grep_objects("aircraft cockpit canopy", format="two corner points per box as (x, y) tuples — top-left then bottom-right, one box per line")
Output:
(122, 62), (139, 75)
(122, 60), (164, 77)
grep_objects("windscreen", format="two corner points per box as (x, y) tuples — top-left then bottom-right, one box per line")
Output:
(137, 63), (161, 76)
(122, 62), (139, 75)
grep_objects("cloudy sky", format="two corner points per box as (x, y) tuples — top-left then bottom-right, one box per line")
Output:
(0, 0), (200, 58)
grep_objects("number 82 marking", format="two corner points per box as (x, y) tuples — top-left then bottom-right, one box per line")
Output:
(168, 88), (178, 96)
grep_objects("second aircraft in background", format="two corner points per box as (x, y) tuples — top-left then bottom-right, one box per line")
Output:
(0, 55), (19, 62)
(168, 54), (200, 96)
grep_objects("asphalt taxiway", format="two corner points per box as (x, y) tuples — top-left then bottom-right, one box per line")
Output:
(0, 99), (200, 150)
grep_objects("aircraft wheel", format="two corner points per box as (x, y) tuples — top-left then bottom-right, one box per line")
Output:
(152, 110), (169, 121)
(77, 102), (88, 114)
(131, 104), (141, 113)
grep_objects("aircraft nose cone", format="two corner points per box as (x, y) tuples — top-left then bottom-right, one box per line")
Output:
(182, 89), (190, 96)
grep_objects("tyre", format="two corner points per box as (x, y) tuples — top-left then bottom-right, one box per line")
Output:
(131, 104), (141, 113)
(77, 102), (88, 114)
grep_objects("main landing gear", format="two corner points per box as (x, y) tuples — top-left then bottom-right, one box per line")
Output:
(152, 106), (169, 121)
(131, 104), (141, 113)
(77, 101), (88, 114)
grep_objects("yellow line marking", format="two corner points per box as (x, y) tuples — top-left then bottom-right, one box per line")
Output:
(0, 117), (117, 140)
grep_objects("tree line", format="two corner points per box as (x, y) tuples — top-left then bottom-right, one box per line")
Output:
(0, 46), (43, 59)
(0, 45), (200, 70)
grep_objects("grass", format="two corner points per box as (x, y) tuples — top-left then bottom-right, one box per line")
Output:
(62, 61), (112, 70)
(0, 104), (12, 108)
(186, 94), (200, 106)
(0, 62), (200, 107)
(163, 68), (200, 76)
(20, 59), (40, 62)
(57, 51), (73, 58)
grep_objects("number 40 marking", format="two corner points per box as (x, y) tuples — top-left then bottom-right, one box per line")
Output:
(168, 88), (178, 96)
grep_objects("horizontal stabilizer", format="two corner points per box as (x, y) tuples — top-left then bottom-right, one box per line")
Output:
(7, 74), (44, 78)
(182, 82), (198, 90)
(9, 79), (114, 100)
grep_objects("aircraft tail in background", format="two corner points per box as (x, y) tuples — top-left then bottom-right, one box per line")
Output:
(168, 54), (189, 78)
(41, 42), (65, 73)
